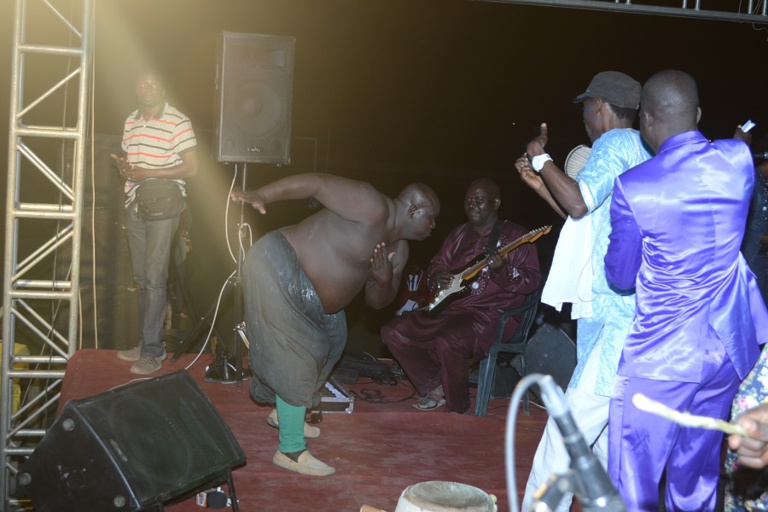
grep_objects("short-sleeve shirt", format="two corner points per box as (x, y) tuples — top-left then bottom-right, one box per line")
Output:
(120, 102), (197, 206)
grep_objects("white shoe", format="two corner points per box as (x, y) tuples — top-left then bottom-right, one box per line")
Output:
(273, 450), (335, 476)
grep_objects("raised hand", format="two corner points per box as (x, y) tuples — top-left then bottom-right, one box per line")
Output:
(369, 242), (394, 283)
(733, 125), (753, 146)
(231, 190), (267, 214)
(515, 153), (546, 192)
(526, 122), (549, 158)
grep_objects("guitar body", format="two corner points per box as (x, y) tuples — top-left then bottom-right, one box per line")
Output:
(425, 257), (485, 314)
(422, 225), (552, 313)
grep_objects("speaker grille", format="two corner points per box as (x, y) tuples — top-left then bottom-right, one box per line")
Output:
(214, 32), (295, 164)
(20, 371), (245, 512)
(512, 322), (576, 392)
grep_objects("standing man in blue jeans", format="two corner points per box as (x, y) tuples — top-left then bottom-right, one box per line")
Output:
(111, 70), (198, 375)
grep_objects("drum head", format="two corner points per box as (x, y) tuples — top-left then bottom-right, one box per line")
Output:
(395, 481), (496, 512)
(564, 144), (592, 179)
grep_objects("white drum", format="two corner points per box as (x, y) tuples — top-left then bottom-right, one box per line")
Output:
(564, 144), (592, 179)
(394, 481), (497, 512)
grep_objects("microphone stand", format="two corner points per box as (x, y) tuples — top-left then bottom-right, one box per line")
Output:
(534, 376), (626, 512)
(172, 163), (250, 386)
(228, 162), (249, 386)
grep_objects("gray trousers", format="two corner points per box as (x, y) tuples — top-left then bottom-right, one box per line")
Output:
(125, 203), (180, 357)
(243, 231), (347, 409)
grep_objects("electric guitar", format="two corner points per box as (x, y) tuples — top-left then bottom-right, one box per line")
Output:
(423, 225), (551, 313)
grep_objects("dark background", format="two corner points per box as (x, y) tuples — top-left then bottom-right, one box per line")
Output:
(1, 1), (767, 353)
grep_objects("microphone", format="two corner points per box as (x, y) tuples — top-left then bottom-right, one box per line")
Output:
(535, 376), (626, 512)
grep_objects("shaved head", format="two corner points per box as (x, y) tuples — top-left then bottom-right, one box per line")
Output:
(396, 183), (440, 241)
(639, 70), (701, 152)
(641, 70), (699, 125)
(398, 183), (440, 212)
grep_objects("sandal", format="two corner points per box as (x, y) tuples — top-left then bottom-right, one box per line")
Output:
(413, 393), (446, 411)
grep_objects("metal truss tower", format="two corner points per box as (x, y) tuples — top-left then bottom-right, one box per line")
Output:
(1, 0), (92, 509)
(473, 0), (768, 24)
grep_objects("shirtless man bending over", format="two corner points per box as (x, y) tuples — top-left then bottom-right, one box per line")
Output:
(231, 173), (440, 476)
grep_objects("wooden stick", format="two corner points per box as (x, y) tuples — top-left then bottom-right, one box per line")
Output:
(632, 393), (749, 437)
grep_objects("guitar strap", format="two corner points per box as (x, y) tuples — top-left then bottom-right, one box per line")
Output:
(485, 219), (505, 256)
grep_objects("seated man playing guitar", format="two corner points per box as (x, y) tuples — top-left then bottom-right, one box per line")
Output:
(381, 178), (543, 414)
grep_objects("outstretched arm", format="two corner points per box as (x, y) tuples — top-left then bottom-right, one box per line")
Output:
(231, 173), (387, 221)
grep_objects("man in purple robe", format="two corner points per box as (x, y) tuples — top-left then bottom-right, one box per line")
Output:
(604, 69), (768, 511)
(381, 178), (541, 414)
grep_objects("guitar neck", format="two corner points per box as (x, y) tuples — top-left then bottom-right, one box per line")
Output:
(461, 226), (551, 281)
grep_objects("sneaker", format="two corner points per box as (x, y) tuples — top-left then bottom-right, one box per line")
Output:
(118, 347), (167, 363)
(130, 353), (166, 375)
(117, 346), (141, 362)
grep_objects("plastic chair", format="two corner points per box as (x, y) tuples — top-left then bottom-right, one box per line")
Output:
(474, 285), (543, 417)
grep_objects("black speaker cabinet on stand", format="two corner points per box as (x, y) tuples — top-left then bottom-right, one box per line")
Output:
(512, 322), (577, 399)
(213, 31), (296, 164)
(18, 371), (246, 512)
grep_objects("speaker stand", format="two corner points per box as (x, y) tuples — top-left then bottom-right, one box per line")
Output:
(171, 163), (251, 387)
(185, 470), (241, 512)
(226, 469), (241, 512)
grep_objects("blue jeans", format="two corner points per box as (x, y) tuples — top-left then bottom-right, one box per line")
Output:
(125, 203), (180, 357)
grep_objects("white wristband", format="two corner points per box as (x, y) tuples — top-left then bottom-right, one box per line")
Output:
(531, 153), (553, 173)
